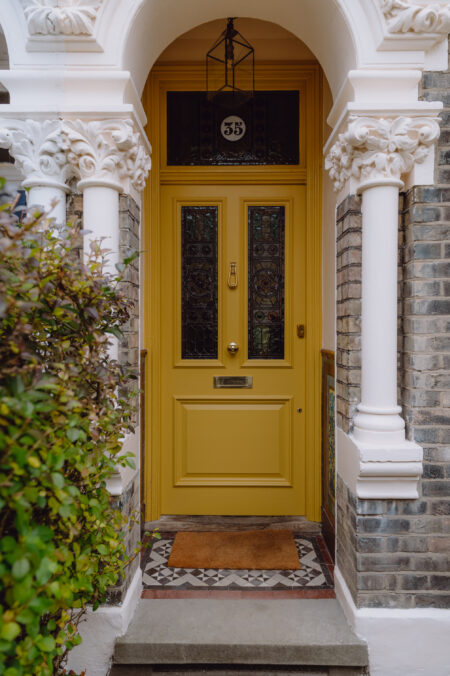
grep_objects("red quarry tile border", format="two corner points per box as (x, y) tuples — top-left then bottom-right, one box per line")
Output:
(141, 589), (336, 600)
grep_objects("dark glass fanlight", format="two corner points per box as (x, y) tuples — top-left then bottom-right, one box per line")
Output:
(206, 18), (254, 107)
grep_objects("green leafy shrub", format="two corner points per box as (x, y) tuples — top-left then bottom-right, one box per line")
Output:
(0, 192), (139, 675)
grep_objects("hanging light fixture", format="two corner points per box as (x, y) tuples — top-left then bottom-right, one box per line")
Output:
(206, 18), (255, 106)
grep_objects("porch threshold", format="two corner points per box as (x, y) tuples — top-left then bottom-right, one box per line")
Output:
(113, 599), (368, 670)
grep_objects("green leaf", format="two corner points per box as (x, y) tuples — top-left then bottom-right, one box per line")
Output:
(12, 558), (30, 579)
(105, 326), (122, 340)
(36, 635), (55, 652)
(66, 428), (83, 442)
(15, 609), (35, 625)
(29, 597), (54, 614)
(58, 503), (73, 518)
(51, 472), (65, 489)
(5, 667), (20, 676)
(36, 557), (57, 585)
(10, 376), (24, 396)
(0, 622), (21, 641)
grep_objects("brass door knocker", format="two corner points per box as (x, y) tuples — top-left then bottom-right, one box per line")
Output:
(227, 262), (238, 289)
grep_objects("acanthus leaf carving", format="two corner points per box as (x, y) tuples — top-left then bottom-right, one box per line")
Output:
(0, 119), (72, 188)
(61, 119), (151, 193)
(325, 116), (440, 192)
(21, 0), (104, 36)
(380, 0), (450, 34)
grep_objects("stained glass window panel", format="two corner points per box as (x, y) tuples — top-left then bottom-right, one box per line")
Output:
(248, 206), (285, 360)
(181, 206), (218, 359)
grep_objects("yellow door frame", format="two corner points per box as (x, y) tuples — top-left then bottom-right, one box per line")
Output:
(142, 63), (323, 522)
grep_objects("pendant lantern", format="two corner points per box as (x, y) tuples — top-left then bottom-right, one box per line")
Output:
(206, 18), (255, 106)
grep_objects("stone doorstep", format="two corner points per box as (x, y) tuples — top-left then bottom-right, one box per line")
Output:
(113, 599), (368, 669)
(110, 668), (366, 675)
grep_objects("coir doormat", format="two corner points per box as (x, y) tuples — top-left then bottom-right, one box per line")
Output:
(167, 529), (301, 570)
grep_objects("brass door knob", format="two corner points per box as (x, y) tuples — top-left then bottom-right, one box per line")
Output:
(227, 341), (239, 354)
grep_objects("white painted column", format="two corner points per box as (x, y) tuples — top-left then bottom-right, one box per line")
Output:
(353, 180), (405, 444)
(78, 180), (121, 362)
(325, 115), (440, 498)
(79, 182), (120, 273)
(61, 118), (150, 499)
(26, 181), (67, 224)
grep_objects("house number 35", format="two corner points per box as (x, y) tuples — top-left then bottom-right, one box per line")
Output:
(220, 116), (246, 142)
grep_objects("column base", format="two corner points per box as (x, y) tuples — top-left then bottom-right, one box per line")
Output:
(337, 428), (423, 499)
(353, 405), (406, 444)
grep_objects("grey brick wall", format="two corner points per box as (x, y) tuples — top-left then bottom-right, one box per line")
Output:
(119, 195), (140, 427)
(107, 195), (141, 604)
(107, 472), (141, 604)
(337, 476), (449, 608)
(336, 41), (450, 609)
(335, 196), (362, 435)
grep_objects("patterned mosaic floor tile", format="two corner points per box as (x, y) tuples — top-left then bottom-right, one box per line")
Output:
(141, 533), (333, 591)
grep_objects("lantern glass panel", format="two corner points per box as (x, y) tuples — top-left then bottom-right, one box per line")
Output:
(206, 20), (254, 105)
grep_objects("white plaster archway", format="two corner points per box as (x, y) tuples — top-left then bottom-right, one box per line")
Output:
(119, 0), (359, 101)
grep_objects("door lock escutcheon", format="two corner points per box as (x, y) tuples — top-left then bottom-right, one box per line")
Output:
(297, 324), (305, 339)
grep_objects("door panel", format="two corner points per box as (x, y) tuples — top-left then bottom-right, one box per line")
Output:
(173, 396), (293, 486)
(160, 184), (306, 515)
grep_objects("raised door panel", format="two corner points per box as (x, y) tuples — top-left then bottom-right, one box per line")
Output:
(173, 396), (293, 486)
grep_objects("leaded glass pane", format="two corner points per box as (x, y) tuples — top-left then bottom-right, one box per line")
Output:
(248, 206), (285, 359)
(181, 206), (218, 359)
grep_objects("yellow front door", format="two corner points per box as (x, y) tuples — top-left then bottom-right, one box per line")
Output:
(159, 183), (307, 515)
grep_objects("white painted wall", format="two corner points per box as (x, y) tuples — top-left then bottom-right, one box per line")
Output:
(67, 567), (142, 676)
(322, 75), (336, 353)
(322, 168), (336, 353)
(336, 568), (450, 676)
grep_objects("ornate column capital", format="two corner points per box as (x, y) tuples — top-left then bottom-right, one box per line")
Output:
(61, 119), (151, 193)
(0, 118), (71, 191)
(21, 0), (104, 36)
(325, 115), (440, 192)
(380, 0), (450, 34)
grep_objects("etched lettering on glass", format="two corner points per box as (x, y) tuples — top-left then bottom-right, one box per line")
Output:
(181, 206), (218, 359)
(248, 206), (285, 359)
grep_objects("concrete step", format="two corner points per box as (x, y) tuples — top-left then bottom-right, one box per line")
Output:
(111, 599), (368, 675)
(110, 669), (366, 675)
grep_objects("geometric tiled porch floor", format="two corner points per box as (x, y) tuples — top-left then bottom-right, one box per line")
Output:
(141, 533), (334, 592)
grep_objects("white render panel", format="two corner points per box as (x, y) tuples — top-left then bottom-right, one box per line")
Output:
(335, 567), (450, 676)
(66, 566), (143, 676)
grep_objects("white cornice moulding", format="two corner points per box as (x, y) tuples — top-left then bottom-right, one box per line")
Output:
(325, 70), (444, 142)
(325, 115), (440, 192)
(0, 71), (146, 127)
(380, 0), (450, 34)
